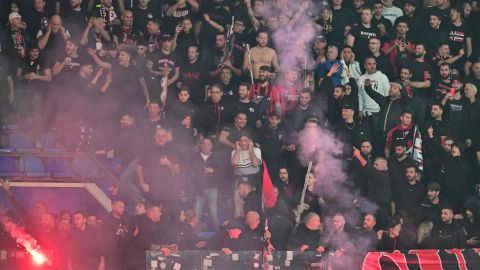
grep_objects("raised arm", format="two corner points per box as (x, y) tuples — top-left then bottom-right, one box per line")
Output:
(187, 0), (199, 12)
(364, 83), (385, 106)
(87, 47), (112, 70)
(245, 0), (260, 32)
(38, 24), (52, 50)
(286, 0), (308, 32)
(231, 146), (242, 166)
(117, 0), (126, 14)
(80, 19), (94, 46)
(203, 13), (224, 33)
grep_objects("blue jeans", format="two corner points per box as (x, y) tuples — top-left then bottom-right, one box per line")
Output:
(118, 160), (145, 210)
(194, 188), (219, 231)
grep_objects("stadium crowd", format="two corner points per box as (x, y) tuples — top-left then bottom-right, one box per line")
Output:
(1, 0), (480, 269)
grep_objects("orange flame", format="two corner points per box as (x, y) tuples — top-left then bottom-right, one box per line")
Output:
(30, 249), (47, 265)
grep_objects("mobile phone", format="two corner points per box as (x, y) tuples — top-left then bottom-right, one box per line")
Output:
(449, 88), (455, 96)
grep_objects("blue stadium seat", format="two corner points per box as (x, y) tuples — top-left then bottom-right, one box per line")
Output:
(46, 157), (76, 178)
(8, 132), (34, 150)
(41, 133), (57, 150)
(19, 157), (51, 178)
(0, 156), (22, 177)
(73, 157), (100, 179)
(102, 158), (123, 176)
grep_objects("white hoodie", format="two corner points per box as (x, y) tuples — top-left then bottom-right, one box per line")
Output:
(340, 60), (362, 85)
(358, 71), (390, 114)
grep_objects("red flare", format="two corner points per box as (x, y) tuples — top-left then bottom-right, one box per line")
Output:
(1, 215), (49, 266)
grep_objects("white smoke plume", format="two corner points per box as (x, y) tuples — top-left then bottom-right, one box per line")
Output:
(264, 0), (380, 266)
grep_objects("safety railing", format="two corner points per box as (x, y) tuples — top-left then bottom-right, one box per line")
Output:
(146, 250), (363, 270)
(0, 150), (118, 184)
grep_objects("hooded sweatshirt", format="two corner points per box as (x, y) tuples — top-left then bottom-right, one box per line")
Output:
(358, 71), (390, 114)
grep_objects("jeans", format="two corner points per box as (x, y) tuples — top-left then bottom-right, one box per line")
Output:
(194, 188), (219, 231)
(118, 159), (145, 209)
(234, 183), (244, 218)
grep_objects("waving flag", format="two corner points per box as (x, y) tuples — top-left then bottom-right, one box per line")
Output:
(262, 162), (277, 209)
(412, 125), (423, 171)
(160, 63), (169, 108)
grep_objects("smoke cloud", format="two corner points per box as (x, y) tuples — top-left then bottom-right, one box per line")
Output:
(265, 0), (380, 266)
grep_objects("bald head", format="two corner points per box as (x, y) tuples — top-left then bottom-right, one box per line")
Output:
(50, 15), (63, 32)
(304, 212), (321, 230)
(122, 10), (133, 26)
(245, 211), (260, 230)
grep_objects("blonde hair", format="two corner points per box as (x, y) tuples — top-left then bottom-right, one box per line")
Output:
(465, 83), (478, 95)
(417, 221), (433, 244)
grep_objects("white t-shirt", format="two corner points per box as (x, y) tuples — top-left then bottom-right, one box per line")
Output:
(382, 6), (403, 25)
(231, 148), (262, 175)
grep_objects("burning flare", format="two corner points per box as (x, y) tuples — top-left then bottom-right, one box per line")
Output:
(1, 215), (49, 265)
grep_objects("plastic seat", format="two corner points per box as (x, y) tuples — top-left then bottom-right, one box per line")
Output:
(8, 132), (34, 150)
(102, 158), (123, 176)
(41, 133), (57, 150)
(19, 157), (51, 177)
(73, 157), (100, 179)
(0, 156), (22, 177)
(46, 157), (76, 178)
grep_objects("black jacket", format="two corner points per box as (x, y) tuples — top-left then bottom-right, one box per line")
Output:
(423, 119), (446, 157)
(197, 98), (235, 136)
(364, 84), (409, 133)
(365, 166), (391, 205)
(207, 226), (262, 251)
(430, 221), (467, 249)
(243, 191), (262, 216)
(286, 225), (321, 251)
(388, 156), (415, 187)
(377, 233), (412, 252)
(417, 198), (448, 225)
(442, 156), (473, 196)
(177, 223), (207, 250)
(284, 104), (317, 132)
(190, 151), (221, 194)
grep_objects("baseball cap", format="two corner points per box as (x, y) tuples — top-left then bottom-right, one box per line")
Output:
(161, 34), (173, 42)
(226, 220), (243, 230)
(341, 103), (354, 110)
(259, 65), (271, 72)
(306, 116), (320, 124)
(314, 35), (327, 43)
(426, 182), (441, 191)
(9, 12), (21, 20)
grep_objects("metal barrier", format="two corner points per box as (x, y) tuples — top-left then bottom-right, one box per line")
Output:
(147, 250), (340, 270)
(0, 150), (118, 183)
(0, 150), (118, 212)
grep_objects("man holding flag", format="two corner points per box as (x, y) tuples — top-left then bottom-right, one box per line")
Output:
(146, 34), (180, 109)
(384, 110), (423, 172)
